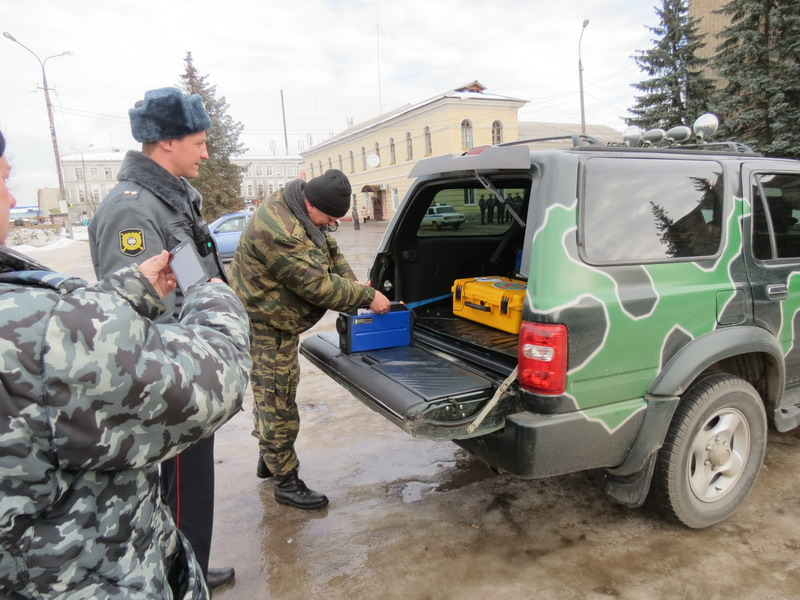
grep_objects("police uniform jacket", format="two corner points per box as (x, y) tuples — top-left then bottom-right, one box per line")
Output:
(0, 246), (251, 599)
(88, 150), (226, 322)
(229, 186), (375, 335)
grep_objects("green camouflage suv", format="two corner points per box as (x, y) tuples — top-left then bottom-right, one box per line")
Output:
(301, 116), (800, 528)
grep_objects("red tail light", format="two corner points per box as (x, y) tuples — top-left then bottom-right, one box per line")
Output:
(518, 322), (568, 395)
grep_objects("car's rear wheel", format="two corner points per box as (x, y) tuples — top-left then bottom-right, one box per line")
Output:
(650, 373), (766, 529)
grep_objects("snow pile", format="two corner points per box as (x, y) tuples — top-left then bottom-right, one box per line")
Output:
(9, 226), (89, 252)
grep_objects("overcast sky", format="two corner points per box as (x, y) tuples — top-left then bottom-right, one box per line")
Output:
(2, 0), (661, 207)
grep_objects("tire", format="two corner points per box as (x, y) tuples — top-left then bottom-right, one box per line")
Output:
(452, 223), (461, 230)
(433, 221), (440, 230)
(650, 373), (767, 529)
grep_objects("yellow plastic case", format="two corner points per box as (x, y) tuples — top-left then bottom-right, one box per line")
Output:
(451, 276), (527, 334)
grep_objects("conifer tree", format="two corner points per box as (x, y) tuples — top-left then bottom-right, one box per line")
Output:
(713, 0), (800, 159)
(626, 0), (715, 130)
(180, 52), (247, 221)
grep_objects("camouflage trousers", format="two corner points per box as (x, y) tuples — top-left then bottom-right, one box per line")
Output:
(249, 321), (301, 476)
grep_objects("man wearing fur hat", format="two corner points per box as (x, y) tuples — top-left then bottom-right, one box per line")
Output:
(88, 87), (236, 591)
(229, 169), (390, 509)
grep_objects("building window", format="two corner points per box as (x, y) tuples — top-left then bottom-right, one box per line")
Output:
(374, 141), (380, 162)
(361, 147), (367, 171)
(75, 167), (83, 180)
(104, 167), (113, 179)
(424, 126), (432, 155)
(328, 158), (332, 170)
(255, 165), (263, 176)
(268, 184), (274, 194)
(309, 164), (314, 178)
(318, 161), (323, 175)
(389, 138), (396, 164)
(492, 120), (503, 144)
(338, 154), (343, 170)
(406, 132), (413, 161)
(461, 120), (473, 150)
(276, 165), (283, 176)
(392, 188), (399, 210)
(265, 165), (273, 176)
(349, 151), (355, 173)
(247, 184), (253, 196)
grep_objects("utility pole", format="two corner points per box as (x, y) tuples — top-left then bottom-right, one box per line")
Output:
(280, 90), (289, 156)
(3, 32), (72, 214)
(71, 144), (94, 216)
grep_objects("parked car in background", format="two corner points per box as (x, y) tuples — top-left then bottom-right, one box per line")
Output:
(209, 211), (252, 261)
(421, 203), (465, 229)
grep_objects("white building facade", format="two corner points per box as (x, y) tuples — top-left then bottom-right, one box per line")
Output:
(60, 152), (303, 223)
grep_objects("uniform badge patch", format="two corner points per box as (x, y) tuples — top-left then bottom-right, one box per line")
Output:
(119, 228), (145, 256)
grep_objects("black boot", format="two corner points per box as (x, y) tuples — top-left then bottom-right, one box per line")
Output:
(273, 470), (328, 509)
(256, 456), (272, 479)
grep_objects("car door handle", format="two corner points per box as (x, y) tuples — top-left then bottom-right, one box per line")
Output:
(767, 284), (788, 300)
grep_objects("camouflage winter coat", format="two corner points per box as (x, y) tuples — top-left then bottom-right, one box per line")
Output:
(228, 187), (375, 334)
(0, 247), (251, 600)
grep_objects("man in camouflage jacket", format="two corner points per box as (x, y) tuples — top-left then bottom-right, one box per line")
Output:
(0, 225), (251, 595)
(229, 169), (390, 509)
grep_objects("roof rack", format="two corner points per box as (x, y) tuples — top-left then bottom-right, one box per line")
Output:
(501, 134), (602, 149)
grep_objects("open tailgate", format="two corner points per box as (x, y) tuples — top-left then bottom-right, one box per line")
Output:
(300, 332), (510, 440)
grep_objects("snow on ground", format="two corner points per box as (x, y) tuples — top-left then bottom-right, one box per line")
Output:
(9, 226), (89, 253)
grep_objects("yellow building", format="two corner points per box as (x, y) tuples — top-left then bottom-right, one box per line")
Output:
(301, 82), (526, 222)
(689, 0), (732, 86)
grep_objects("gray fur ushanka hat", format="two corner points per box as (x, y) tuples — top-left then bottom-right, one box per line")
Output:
(129, 87), (211, 143)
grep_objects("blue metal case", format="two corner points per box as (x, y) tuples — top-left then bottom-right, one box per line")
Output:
(337, 303), (413, 354)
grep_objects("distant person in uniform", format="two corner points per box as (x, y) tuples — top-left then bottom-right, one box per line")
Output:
(479, 195), (487, 224)
(88, 87), (236, 592)
(229, 169), (390, 509)
(0, 129), (252, 599)
(352, 203), (361, 230)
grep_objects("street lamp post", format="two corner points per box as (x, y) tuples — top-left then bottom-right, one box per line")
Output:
(71, 144), (94, 218)
(3, 31), (72, 210)
(578, 19), (590, 136)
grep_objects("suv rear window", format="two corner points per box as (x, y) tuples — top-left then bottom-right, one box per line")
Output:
(582, 158), (723, 263)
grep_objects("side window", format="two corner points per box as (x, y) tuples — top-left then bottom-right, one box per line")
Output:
(583, 158), (724, 263)
(752, 173), (800, 261)
(218, 217), (246, 233)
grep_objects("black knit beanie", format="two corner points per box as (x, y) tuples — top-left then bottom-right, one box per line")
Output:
(304, 169), (351, 218)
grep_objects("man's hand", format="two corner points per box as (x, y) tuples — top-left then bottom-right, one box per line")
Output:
(138, 251), (177, 299)
(369, 290), (391, 314)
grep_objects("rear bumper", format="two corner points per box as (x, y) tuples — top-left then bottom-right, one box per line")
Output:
(455, 404), (645, 478)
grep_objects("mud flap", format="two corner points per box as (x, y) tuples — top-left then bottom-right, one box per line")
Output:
(300, 332), (511, 440)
